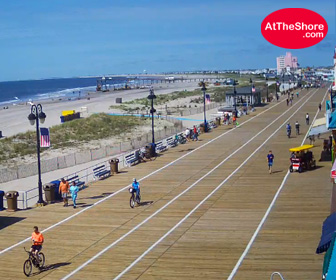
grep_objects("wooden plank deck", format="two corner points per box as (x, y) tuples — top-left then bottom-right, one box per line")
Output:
(0, 87), (330, 280)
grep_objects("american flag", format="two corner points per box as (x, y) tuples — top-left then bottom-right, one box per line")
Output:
(40, 127), (50, 148)
(205, 94), (211, 104)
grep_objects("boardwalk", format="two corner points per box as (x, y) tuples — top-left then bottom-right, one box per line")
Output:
(0, 87), (331, 280)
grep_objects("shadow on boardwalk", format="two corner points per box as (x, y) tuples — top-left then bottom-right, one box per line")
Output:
(31, 262), (71, 276)
(0, 216), (26, 230)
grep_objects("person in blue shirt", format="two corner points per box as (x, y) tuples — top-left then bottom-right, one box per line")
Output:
(132, 178), (140, 198)
(69, 182), (79, 209)
(267, 150), (274, 174)
(286, 123), (291, 138)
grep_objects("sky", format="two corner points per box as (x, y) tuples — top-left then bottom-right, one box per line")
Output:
(0, 0), (335, 81)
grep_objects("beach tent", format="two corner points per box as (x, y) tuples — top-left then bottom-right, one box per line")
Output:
(322, 232), (336, 280)
(317, 214), (336, 279)
(316, 212), (336, 254)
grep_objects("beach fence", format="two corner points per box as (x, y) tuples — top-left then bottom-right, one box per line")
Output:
(4, 127), (189, 209)
(0, 116), (184, 185)
(178, 103), (219, 116)
(2, 115), (219, 209)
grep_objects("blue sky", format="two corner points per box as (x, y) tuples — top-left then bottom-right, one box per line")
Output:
(0, 0), (334, 81)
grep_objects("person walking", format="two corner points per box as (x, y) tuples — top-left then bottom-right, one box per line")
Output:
(69, 182), (79, 209)
(309, 135), (315, 145)
(329, 135), (333, 154)
(267, 150), (274, 174)
(232, 115), (237, 126)
(319, 103), (322, 111)
(59, 178), (70, 207)
(306, 113), (310, 125)
(286, 123), (291, 138)
(295, 121), (300, 135)
(223, 113), (227, 125)
(185, 128), (190, 141)
(296, 91), (299, 98)
(193, 125), (198, 141)
(286, 99), (289, 106)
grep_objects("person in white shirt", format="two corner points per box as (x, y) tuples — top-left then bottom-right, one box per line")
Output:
(185, 128), (190, 141)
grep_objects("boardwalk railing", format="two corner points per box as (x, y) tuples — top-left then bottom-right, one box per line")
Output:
(3, 115), (218, 209)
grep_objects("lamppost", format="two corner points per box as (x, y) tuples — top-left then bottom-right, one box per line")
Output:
(331, 88), (334, 110)
(250, 78), (256, 105)
(233, 79), (237, 117)
(265, 76), (269, 102)
(276, 79), (280, 101)
(200, 81), (208, 132)
(147, 88), (156, 155)
(28, 104), (46, 206)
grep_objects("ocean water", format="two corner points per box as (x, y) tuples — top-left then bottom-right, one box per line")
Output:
(0, 77), (129, 105)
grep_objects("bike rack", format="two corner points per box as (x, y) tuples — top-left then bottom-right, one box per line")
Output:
(270, 272), (286, 280)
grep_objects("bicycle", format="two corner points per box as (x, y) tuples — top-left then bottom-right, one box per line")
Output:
(177, 134), (186, 144)
(129, 188), (141, 208)
(138, 148), (157, 162)
(23, 247), (45, 277)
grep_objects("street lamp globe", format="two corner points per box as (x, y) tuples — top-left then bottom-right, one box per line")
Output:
(39, 111), (46, 124)
(28, 113), (36, 126)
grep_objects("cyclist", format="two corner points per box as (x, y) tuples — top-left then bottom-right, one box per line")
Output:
(131, 178), (140, 199)
(286, 123), (291, 138)
(30, 226), (44, 265)
(295, 121), (300, 135)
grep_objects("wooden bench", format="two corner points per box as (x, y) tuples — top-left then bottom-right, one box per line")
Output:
(125, 152), (139, 167)
(93, 165), (110, 180)
(155, 141), (167, 153)
(166, 137), (177, 148)
(67, 175), (86, 190)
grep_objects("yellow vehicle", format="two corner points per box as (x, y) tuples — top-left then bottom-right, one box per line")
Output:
(289, 145), (316, 173)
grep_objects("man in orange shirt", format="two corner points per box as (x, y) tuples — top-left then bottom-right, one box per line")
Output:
(59, 178), (70, 207)
(30, 226), (44, 265)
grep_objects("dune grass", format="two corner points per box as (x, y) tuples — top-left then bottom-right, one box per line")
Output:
(124, 89), (203, 106)
(0, 113), (142, 162)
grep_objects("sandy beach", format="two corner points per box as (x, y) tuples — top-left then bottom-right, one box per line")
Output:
(0, 81), (202, 138)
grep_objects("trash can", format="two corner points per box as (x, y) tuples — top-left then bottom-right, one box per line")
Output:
(50, 180), (62, 201)
(199, 123), (205, 133)
(60, 116), (65, 123)
(43, 183), (56, 203)
(5, 191), (19, 212)
(150, 143), (156, 157)
(109, 158), (119, 174)
(216, 117), (221, 126)
(0, 190), (4, 210)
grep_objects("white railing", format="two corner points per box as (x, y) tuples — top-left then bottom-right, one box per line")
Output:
(4, 115), (218, 209)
